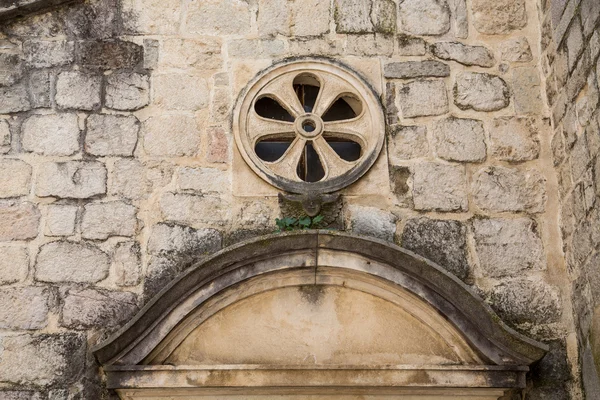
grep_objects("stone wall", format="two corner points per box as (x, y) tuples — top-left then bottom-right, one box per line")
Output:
(0, 0), (584, 398)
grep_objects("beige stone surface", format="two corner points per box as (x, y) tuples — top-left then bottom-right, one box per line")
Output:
(36, 161), (107, 199)
(105, 72), (150, 111)
(160, 193), (229, 226)
(489, 117), (540, 162)
(55, 71), (101, 111)
(81, 201), (137, 240)
(110, 159), (173, 200)
(399, 0), (451, 35)
(0, 119), (10, 154)
(0, 287), (49, 330)
(0, 245), (28, 284)
(0, 159), (31, 198)
(113, 241), (141, 287)
(412, 163), (468, 211)
(85, 114), (139, 156)
(35, 241), (110, 283)
(387, 125), (429, 162)
(44, 204), (77, 237)
(177, 167), (229, 193)
(186, 0), (251, 35)
(454, 72), (509, 112)
(398, 79), (449, 118)
(122, 0), (181, 34)
(291, 0), (330, 36)
(0, 201), (40, 241)
(432, 118), (486, 162)
(471, 0), (527, 34)
(159, 38), (222, 71)
(143, 115), (201, 157)
(22, 114), (79, 156)
(153, 74), (209, 111)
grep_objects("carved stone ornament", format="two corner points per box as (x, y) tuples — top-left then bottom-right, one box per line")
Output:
(233, 58), (386, 195)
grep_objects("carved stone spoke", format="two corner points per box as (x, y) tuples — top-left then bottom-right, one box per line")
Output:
(313, 136), (355, 179)
(267, 137), (307, 181)
(323, 112), (370, 147)
(312, 75), (358, 117)
(259, 73), (305, 117)
(248, 110), (295, 144)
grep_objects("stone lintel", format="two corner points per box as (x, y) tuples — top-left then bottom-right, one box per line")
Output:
(0, 0), (79, 22)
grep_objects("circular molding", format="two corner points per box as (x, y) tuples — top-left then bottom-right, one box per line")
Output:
(233, 58), (385, 194)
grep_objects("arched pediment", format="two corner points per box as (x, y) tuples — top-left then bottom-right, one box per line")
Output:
(93, 231), (547, 399)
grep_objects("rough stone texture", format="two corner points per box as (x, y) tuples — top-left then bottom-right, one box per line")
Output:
(512, 67), (543, 115)
(110, 159), (173, 200)
(186, 0), (251, 35)
(35, 241), (110, 283)
(143, 115), (201, 157)
(472, 218), (545, 278)
(432, 42), (494, 68)
(412, 163), (468, 211)
(122, 0), (181, 34)
(454, 72), (510, 112)
(160, 38), (222, 70)
(0, 245), (28, 284)
(448, 0), (468, 38)
(334, 0), (396, 34)
(23, 40), (74, 68)
(45, 204), (77, 237)
(291, 0), (330, 36)
(489, 117), (540, 162)
(113, 241), (141, 286)
(397, 34), (427, 56)
(0, 83), (30, 113)
(55, 71), (101, 111)
(398, 79), (449, 118)
(431, 118), (486, 162)
(0, 120), (10, 154)
(472, 166), (547, 213)
(147, 223), (222, 256)
(500, 37), (533, 63)
(472, 0), (527, 34)
(0, 53), (23, 86)
(0, 287), (49, 330)
(347, 205), (397, 242)
(387, 125), (429, 162)
(153, 74), (209, 110)
(0, 333), (86, 386)
(206, 126), (229, 163)
(36, 161), (107, 199)
(61, 287), (138, 329)
(384, 61), (450, 79)
(401, 218), (469, 280)
(0, 159), (31, 198)
(257, 0), (290, 36)
(228, 39), (285, 59)
(346, 34), (394, 56)
(22, 114), (80, 156)
(85, 114), (139, 156)
(489, 278), (561, 324)
(28, 70), (51, 108)
(399, 0), (451, 36)
(0, 391), (43, 400)
(77, 40), (143, 69)
(105, 72), (150, 111)
(160, 193), (229, 226)
(81, 201), (137, 240)
(0, 201), (40, 241)
(178, 167), (229, 193)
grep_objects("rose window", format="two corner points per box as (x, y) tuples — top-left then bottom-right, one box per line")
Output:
(233, 59), (385, 194)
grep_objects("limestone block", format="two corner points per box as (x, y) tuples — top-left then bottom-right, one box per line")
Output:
(334, 0), (396, 33)
(122, 0), (181, 34)
(0, 287), (49, 330)
(399, 0), (451, 36)
(448, 0), (467, 38)
(0, 159), (31, 198)
(432, 42), (494, 67)
(105, 72), (150, 111)
(81, 201), (137, 240)
(143, 115), (201, 157)
(160, 38), (222, 70)
(500, 37), (533, 63)
(398, 79), (449, 118)
(345, 34), (394, 56)
(206, 126), (230, 163)
(35, 241), (110, 283)
(209, 86), (231, 124)
(228, 39), (286, 59)
(55, 71), (101, 111)
(85, 114), (139, 156)
(153, 74), (209, 111)
(384, 60), (450, 79)
(60, 287), (137, 329)
(397, 34), (427, 56)
(289, 37), (343, 56)
(160, 193), (229, 226)
(45, 204), (77, 237)
(178, 167), (230, 193)
(472, 0), (527, 34)
(472, 166), (546, 213)
(401, 218), (469, 280)
(472, 217), (544, 278)
(413, 162), (467, 211)
(186, 0), (251, 35)
(432, 117), (486, 162)
(113, 241), (141, 286)
(454, 72), (509, 112)
(147, 223), (222, 255)
(22, 114), (80, 156)
(77, 40), (143, 70)
(0, 333), (85, 386)
(566, 19), (584, 72)
(36, 161), (107, 199)
(0, 201), (40, 241)
(347, 205), (397, 242)
(0, 53), (23, 86)
(28, 70), (51, 108)
(0, 83), (30, 113)
(61, 0), (119, 39)
(387, 125), (429, 162)
(0, 120), (10, 153)
(23, 40), (74, 68)
(0, 245), (28, 284)
(291, 0), (330, 36)
(110, 159), (173, 200)
(489, 117), (540, 161)
(489, 278), (561, 324)
(512, 67), (543, 115)
(258, 0), (290, 36)
(0, 391), (42, 400)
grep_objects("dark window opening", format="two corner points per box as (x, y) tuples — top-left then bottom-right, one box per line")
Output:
(255, 141), (292, 162)
(322, 95), (361, 122)
(296, 142), (325, 182)
(254, 97), (294, 122)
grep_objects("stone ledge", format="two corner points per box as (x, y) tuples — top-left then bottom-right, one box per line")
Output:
(0, 0), (79, 22)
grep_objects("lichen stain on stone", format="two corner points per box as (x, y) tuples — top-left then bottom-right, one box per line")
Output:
(299, 285), (325, 305)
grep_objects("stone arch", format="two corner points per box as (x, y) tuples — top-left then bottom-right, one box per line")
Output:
(93, 231), (547, 399)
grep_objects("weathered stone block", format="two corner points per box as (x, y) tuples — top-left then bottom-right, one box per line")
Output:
(36, 161), (107, 199)
(148, 223), (222, 256)
(472, 166), (546, 213)
(0, 287), (49, 330)
(113, 241), (141, 286)
(77, 40), (143, 69)
(22, 114), (80, 156)
(0, 119), (10, 153)
(0, 245), (28, 284)
(45, 204), (77, 237)
(289, 37), (343, 56)
(160, 193), (229, 226)
(489, 117), (540, 162)
(397, 34), (427, 56)
(566, 18), (584, 72)
(472, 218), (544, 278)
(0, 53), (23, 86)
(432, 117), (486, 162)
(105, 72), (150, 111)
(23, 40), (74, 68)
(500, 37), (533, 63)
(0, 391), (43, 400)
(384, 60), (450, 79)
(143, 115), (201, 157)
(0, 201), (40, 241)
(489, 278), (561, 324)
(398, 79), (448, 118)
(399, 0), (450, 35)
(448, 0), (467, 38)
(153, 74), (209, 111)
(186, 0), (251, 35)
(291, 0), (330, 36)
(122, 0), (181, 34)
(61, 0), (119, 39)
(228, 39), (286, 59)
(0, 159), (31, 198)
(402, 218), (469, 280)
(387, 125), (429, 162)
(81, 201), (137, 240)
(472, 0), (527, 34)
(85, 114), (139, 156)
(178, 167), (230, 193)
(159, 38), (222, 70)
(209, 86), (231, 124)
(432, 42), (494, 67)
(206, 126), (229, 163)
(110, 159), (172, 200)
(55, 71), (101, 111)
(28, 70), (51, 108)
(60, 287), (137, 329)
(257, 0), (290, 36)
(347, 205), (397, 242)
(454, 72), (509, 112)
(0, 83), (30, 113)
(512, 67), (543, 115)
(35, 241), (109, 283)
(346, 34), (394, 56)
(334, 0), (396, 33)
(412, 162), (467, 211)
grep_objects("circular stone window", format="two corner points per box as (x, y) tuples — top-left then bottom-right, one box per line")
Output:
(233, 58), (385, 194)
